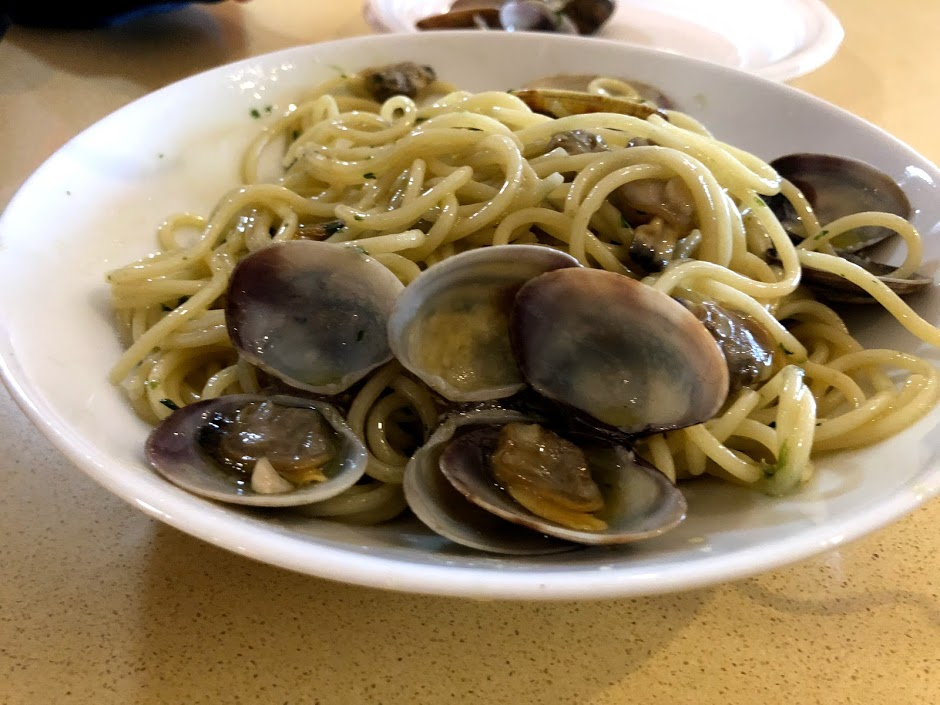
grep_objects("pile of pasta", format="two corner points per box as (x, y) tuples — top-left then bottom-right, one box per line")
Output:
(107, 69), (940, 524)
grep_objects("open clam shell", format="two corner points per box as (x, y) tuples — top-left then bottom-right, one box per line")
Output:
(404, 409), (574, 555)
(768, 153), (911, 253)
(522, 73), (675, 110)
(404, 408), (687, 551)
(441, 429), (686, 545)
(510, 87), (666, 120)
(146, 394), (368, 507)
(226, 240), (404, 395)
(387, 244), (580, 403)
(511, 267), (729, 435)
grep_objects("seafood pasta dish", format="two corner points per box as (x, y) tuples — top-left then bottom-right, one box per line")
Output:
(106, 62), (940, 554)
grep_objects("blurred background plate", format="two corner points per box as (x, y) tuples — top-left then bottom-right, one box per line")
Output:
(363, 0), (844, 81)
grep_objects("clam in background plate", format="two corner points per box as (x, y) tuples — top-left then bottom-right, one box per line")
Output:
(0, 31), (937, 600)
(363, 0), (845, 82)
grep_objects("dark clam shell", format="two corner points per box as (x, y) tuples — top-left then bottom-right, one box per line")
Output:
(560, 0), (616, 35)
(510, 268), (729, 435)
(415, 7), (501, 30)
(499, 1), (577, 33)
(767, 153), (911, 254)
(416, 0), (614, 35)
(226, 240), (404, 395)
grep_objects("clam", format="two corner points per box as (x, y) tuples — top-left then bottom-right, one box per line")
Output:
(511, 267), (729, 435)
(415, 6), (501, 30)
(498, 1), (578, 33)
(522, 73), (674, 111)
(612, 175), (698, 272)
(146, 394), (368, 506)
(557, 0), (616, 35)
(416, 1), (614, 35)
(403, 408), (686, 554)
(766, 153), (931, 302)
(387, 244), (580, 402)
(226, 240), (404, 395)
(511, 87), (666, 120)
(404, 409), (575, 554)
(768, 153), (911, 253)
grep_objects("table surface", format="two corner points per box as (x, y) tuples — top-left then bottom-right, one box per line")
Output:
(1, 1), (938, 703)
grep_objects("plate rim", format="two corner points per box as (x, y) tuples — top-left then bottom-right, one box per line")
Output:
(0, 30), (937, 600)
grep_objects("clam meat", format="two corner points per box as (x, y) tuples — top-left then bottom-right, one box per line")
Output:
(146, 394), (368, 507)
(403, 409), (575, 555)
(404, 409), (686, 553)
(679, 299), (777, 395)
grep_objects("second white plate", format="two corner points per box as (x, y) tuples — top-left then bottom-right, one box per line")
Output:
(363, 0), (845, 82)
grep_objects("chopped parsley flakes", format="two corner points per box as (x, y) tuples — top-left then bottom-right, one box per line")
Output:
(762, 440), (790, 478)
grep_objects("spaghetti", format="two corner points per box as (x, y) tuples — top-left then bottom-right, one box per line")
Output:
(108, 67), (940, 524)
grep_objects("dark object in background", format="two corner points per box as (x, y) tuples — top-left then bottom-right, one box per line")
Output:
(1, 0), (224, 30)
(417, 0), (615, 35)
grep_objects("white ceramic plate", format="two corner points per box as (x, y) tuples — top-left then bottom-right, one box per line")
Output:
(363, 0), (845, 82)
(2, 31), (938, 600)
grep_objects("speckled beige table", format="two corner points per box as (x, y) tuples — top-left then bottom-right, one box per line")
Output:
(1, 1), (938, 703)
